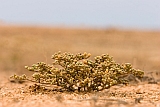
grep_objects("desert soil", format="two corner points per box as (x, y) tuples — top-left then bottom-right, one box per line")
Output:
(0, 25), (160, 107)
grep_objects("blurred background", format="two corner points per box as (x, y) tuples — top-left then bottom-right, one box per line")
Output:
(0, 0), (160, 76)
(0, 0), (160, 30)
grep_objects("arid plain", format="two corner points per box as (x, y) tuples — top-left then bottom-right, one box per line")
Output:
(0, 25), (160, 107)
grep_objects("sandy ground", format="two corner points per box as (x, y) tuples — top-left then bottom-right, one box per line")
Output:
(0, 25), (160, 107)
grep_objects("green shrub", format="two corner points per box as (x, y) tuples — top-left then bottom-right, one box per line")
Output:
(10, 51), (144, 92)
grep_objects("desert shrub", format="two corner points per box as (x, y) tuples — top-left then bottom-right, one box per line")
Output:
(10, 51), (144, 92)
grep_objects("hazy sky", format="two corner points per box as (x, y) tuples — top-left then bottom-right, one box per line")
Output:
(0, 0), (160, 29)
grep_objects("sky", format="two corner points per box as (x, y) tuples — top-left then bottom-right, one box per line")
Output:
(0, 0), (160, 30)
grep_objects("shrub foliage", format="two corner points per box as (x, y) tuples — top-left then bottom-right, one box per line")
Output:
(11, 51), (144, 92)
